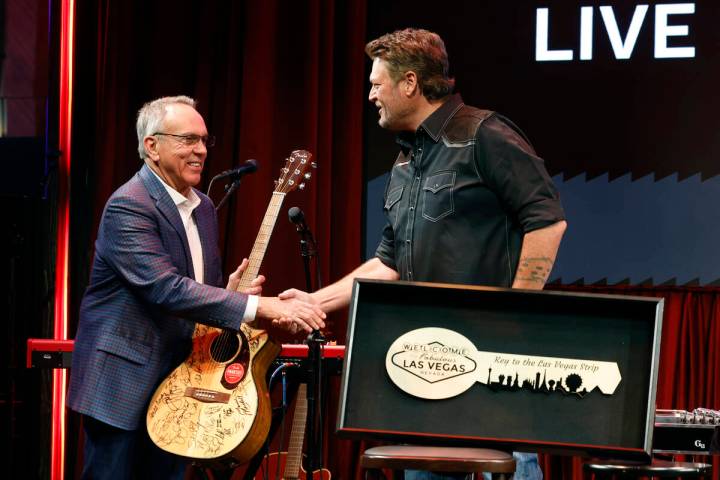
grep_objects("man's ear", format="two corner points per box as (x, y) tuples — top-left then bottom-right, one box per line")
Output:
(144, 136), (160, 161)
(402, 70), (420, 97)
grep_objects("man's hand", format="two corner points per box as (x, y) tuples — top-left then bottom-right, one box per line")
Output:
(275, 289), (318, 334)
(226, 258), (265, 295)
(278, 288), (314, 304)
(257, 296), (326, 334)
(276, 258), (400, 314)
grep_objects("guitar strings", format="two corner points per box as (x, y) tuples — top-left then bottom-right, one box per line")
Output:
(214, 149), (308, 378)
(214, 192), (286, 375)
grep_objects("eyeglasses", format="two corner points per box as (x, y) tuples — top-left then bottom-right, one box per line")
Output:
(153, 132), (216, 148)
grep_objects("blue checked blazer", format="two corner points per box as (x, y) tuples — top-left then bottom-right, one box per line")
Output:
(68, 164), (248, 430)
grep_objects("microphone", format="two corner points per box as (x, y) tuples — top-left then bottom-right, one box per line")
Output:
(289, 206), (317, 254)
(215, 159), (258, 181)
(288, 206), (309, 232)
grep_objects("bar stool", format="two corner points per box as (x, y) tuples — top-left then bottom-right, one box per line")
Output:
(584, 458), (712, 479)
(360, 445), (516, 480)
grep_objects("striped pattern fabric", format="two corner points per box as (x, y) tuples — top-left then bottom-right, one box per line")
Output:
(68, 164), (248, 430)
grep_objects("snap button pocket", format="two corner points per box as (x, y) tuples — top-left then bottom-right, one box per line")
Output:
(384, 185), (404, 231)
(422, 170), (456, 222)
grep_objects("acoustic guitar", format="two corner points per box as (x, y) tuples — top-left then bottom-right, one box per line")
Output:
(255, 383), (332, 480)
(146, 150), (316, 467)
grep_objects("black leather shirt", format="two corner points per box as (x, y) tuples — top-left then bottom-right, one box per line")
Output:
(375, 94), (565, 287)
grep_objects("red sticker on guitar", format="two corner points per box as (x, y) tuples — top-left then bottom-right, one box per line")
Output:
(224, 363), (245, 384)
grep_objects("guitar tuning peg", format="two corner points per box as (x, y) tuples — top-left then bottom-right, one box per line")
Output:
(274, 180), (279, 186)
(304, 173), (311, 179)
(294, 169), (301, 175)
(288, 180), (295, 186)
(282, 167), (289, 173)
(311, 162), (317, 168)
(289, 157), (295, 163)
(298, 183), (305, 190)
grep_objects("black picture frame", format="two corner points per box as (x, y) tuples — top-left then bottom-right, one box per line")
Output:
(336, 279), (663, 460)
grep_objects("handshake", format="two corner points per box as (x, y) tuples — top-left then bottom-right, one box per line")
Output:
(228, 258), (325, 334)
(260, 289), (323, 334)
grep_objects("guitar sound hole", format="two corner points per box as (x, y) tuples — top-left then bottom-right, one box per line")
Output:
(210, 331), (241, 363)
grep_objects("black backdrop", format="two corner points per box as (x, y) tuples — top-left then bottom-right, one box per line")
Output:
(363, 0), (720, 286)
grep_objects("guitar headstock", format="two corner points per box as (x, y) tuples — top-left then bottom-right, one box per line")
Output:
(274, 150), (316, 194)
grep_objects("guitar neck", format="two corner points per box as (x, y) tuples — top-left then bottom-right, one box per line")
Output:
(284, 383), (308, 479)
(236, 191), (286, 291)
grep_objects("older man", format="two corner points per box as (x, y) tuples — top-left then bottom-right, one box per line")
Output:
(68, 96), (325, 479)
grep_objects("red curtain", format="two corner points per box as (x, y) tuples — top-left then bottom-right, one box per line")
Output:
(70, 0), (367, 478)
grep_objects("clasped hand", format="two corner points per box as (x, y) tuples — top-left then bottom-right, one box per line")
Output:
(227, 259), (325, 333)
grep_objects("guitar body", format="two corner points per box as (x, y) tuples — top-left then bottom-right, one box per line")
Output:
(147, 323), (280, 465)
(255, 452), (332, 480)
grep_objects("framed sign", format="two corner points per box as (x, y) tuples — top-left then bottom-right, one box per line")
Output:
(336, 280), (663, 459)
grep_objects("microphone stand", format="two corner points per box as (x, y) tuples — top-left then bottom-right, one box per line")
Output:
(290, 211), (325, 474)
(298, 228), (318, 292)
(214, 176), (243, 212)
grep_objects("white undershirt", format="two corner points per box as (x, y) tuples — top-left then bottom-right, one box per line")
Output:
(149, 167), (258, 321)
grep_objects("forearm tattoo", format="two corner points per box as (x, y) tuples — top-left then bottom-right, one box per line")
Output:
(515, 256), (554, 285)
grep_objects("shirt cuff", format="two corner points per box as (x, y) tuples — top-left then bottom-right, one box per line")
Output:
(243, 295), (259, 322)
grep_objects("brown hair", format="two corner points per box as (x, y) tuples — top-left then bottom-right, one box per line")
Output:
(365, 28), (455, 100)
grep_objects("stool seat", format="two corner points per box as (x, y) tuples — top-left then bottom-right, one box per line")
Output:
(361, 445), (516, 477)
(584, 458), (712, 478)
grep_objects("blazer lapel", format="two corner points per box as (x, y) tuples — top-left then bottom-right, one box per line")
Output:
(139, 164), (196, 279)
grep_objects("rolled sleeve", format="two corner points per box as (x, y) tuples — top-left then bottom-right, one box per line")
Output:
(475, 115), (565, 233)
(374, 220), (397, 271)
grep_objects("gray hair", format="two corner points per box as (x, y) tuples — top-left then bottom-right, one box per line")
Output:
(136, 95), (197, 159)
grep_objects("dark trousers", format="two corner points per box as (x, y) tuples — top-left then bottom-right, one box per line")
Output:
(81, 415), (187, 480)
